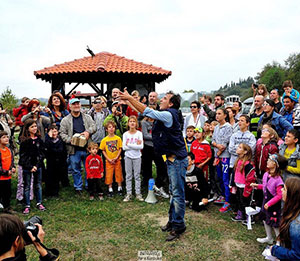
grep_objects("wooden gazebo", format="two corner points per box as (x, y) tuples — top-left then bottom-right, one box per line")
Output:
(34, 51), (172, 99)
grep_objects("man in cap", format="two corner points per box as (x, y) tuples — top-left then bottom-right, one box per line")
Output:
(60, 98), (96, 194)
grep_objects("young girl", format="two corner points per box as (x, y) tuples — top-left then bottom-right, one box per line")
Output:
(122, 116), (144, 202)
(231, 143), (256, 222)
(212, 108), (233, 212)
(271, 177), (300, 259)
(19, 119), (46, 214)
(251, 154), (288, 245)
(0, 131), (16, 212)
(85, 142), (104, 200)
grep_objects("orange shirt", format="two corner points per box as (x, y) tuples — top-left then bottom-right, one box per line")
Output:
(0, 147), (12, 180)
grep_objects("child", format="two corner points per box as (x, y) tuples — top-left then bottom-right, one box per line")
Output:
(231, 143), (256, 222)
(190, 127), (212, 181)
(251, 154), (288, 245)
(100, 120), (123, 197)
(185, 152), (209, 212)
(122, 116), (144, 202)
(203, 121), (212, 144)
(45, 125), (68, 197)
(0, 131), (16, 212)
(13, 97), (29, 127)
(279, 129), (300, 181)
(270, 177), (300, 259)
(126, 91), (139, 118)
(212, 108), (233, 213)
(85, 142), (104, 200)
(185, 125), (195, 152)
(19, 119), (46, 214)
(282, 80), (300, 105)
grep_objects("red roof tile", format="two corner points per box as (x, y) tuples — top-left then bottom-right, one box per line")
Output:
(34, 52), (172, 76)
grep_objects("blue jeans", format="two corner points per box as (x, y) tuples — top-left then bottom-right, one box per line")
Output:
(166, 157), (188, 231)
(23, 168), (42, 207)
(216, 157), (230, 203)
(69, 150), (87, 191)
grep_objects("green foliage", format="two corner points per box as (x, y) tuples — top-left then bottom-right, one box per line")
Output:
(183, 89), (195, 93)
(213, 77), (255, 101)
(285, 53), (300, 90)
(0, 87), (18, 113)
(257, 63), (286, 93)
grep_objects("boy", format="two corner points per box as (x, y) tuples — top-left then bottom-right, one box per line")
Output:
(0, 131), (16, 212)
(45, 125), (68, 197)
(85, 142), (104, 200)
(185, 152), (209, 212)
(190, 127), (212, 181)
(100, 120), (123, 196)
(185, 125), (195, 152)
(279, 129), (300, 181)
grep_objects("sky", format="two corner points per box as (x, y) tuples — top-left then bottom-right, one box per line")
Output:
(1, 0), (300, 99)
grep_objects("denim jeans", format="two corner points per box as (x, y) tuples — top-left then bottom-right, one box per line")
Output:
(23, 168), (42, 207)
(69, 150), (87, 191)
(166, 156), (188, 231)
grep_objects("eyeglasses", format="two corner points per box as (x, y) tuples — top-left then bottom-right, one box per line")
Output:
(263, 103), (270, 107)
(262, 128), (270, 133)
(190, 106), (197, 109)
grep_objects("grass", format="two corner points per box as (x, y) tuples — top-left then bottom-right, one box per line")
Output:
(5, 172), (269, 261)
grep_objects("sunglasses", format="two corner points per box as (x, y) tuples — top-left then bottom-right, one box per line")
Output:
(190, 106), (198, 109)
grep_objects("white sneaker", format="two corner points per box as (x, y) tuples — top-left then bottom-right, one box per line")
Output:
(257, 237), (274, 244)
(0, 203), (3, 209)
(136, 194), (144, 201)
(123, 194), (132, 202)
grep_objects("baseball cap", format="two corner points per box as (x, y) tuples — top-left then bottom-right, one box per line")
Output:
(69, 98), (80, 105)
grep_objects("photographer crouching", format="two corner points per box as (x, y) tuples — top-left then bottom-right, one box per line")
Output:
(0, 214), (59, 260)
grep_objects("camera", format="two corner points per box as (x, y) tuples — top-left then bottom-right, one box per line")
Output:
(23, 216), (42, 245)
(253, 83), (258, 89)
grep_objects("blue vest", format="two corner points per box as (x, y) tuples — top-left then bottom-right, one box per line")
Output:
(152, 108), (187, 159)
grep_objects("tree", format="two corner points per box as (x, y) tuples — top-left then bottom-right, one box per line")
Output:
(0, 87), (18, 114)
(256, 62), (287, 93)
(285, 53), (300, 91)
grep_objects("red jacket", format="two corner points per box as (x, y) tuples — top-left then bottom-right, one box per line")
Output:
(13, 105), (28, 126)
(85, 154), (104, 179)
(255, 140), (278, 178)
(190, 139), (212, 164)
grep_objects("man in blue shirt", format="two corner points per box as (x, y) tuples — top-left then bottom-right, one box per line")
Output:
(119, 90), (188, 241)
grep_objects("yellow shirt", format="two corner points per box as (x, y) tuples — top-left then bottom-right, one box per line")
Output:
(100, 135), (122, 160)
(284, 147), (300, 174)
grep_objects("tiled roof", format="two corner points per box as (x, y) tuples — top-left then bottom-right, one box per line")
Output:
(34, 52), (172, 76)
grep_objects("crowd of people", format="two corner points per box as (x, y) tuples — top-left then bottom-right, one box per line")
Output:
(0, 80), (300, 257)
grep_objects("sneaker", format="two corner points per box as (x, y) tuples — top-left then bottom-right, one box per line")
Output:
(118, 189), (123, 196)
(161, 222), (172, 232)
(242, 220), (255, 226)
(89, 196), (95, 201)
(219, 202), (231, 213)
(166, 227), (186, 242)
(136, 194), (144, 202)
(154, 186), (170, 199)
(231, 210), (245, 222)
(23, 207), (30, 215)
(123, 194), (132, 202)
(214, 196), (225, 204)
(37, 203), (46, 211)
(98, 194), (104, 201)
(108, 191), (114, 197)
(257, 237), (274, 244)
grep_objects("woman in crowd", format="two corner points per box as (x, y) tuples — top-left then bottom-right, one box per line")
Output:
(44, 92), (69, 129)
(21, 99), (51, 141)
(226, 106), (239, 133)
(183, 101), (207, 137)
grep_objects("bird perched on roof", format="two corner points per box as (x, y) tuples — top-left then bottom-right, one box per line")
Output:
(86, 45), (95, 57)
